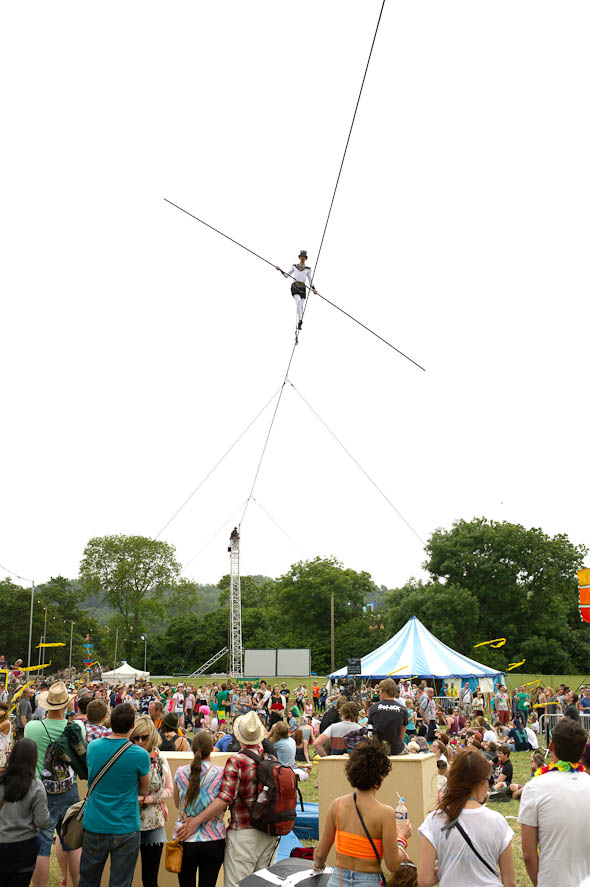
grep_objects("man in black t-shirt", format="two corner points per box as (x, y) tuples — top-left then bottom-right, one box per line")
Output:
(368, 679), (408, 755)
(490, 745), (514, 795)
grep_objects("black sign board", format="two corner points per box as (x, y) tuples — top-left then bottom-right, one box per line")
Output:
(347, 657), (362, 675)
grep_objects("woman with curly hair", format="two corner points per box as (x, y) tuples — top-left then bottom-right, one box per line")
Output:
(312, 738), (412, 885)
(418, 748), (516, 887)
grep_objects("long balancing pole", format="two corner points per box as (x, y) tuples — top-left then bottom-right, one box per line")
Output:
(114, 628), (119, 671)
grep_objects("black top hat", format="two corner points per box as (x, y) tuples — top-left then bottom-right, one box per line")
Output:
(298, 250), (308, 258)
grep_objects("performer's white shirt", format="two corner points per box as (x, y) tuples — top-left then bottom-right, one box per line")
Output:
(283, 264), (313, 287)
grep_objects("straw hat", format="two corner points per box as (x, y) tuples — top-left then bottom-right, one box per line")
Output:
(233, 711), (265, 746)
(38, 681), (72, 711)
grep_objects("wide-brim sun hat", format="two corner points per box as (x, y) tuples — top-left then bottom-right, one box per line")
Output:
(38, 681), (72, 711)
(162, 712), (179, 730)
(233, 711), (266, 746)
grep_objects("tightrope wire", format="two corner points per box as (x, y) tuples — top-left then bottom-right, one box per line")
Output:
(289, 381), (425, 546)
(155, 385), (282, 539)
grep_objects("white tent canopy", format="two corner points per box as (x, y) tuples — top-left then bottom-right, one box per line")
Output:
(101, 660), (149, 684)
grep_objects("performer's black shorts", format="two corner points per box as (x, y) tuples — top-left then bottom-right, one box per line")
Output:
(291, 282), (306, 299)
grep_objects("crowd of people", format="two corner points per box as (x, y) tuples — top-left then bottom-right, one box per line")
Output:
(1, 668), (589, 887)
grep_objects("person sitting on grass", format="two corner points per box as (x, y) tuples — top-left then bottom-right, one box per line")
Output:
(312, 738), (412, 883)
(489, 745), (514, 799)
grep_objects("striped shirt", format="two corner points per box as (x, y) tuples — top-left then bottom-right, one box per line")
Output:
(174, 762), (226, 843)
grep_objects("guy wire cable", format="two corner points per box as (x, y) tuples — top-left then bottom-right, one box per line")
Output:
(251, 497), (307, 557)
(155, 385), (282, 540)
(288, 380), (425, 546)
(304, 0), (387, 309)
(0, 562), (34, 584)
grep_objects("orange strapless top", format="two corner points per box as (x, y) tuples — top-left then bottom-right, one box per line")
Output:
(335, 798), (383, 860)
(335, 830), (383, 860)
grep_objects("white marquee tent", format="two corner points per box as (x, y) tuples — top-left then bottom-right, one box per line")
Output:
(101, 660), (149, 684)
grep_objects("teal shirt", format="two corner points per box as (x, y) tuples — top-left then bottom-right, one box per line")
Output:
(83, 738), (150, 834)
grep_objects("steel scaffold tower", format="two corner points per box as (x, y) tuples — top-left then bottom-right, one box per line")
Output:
(228, 527), (243, 676)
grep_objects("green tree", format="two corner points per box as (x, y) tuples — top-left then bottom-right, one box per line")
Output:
(0, 576), (102, 672)
(273, 557), (376, 673)
(422, 518), (589, 672)
(80, 535), (181, 661)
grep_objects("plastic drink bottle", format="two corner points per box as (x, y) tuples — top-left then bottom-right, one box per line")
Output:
(395, 797), (408, 820)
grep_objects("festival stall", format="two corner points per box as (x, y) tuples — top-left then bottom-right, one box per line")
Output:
(101, 660), (149, 684)
(330, 615), (504, 692)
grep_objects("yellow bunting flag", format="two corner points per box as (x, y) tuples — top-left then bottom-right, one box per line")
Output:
(35, 643), (65, 648)
(473, 638), (506, 649)
(20, 662), (52, 672)
(507, 659), (526, 671)
(523, 678), (541, 688)
(388, 665), (409, 676)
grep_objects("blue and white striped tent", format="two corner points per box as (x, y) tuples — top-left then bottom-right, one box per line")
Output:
(330, 616), (502, 680)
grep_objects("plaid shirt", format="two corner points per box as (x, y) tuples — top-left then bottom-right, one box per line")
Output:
(85, 723), (111, 743)
(217, 744), (265, 830)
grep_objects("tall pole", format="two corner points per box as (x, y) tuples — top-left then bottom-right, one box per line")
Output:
(114, 628), (119, 672)
(330, 591), (335, 674)
(68, 622), (74, 678)
(228, 528), (243, 678)
(144, 637), (147, 673)
(27, 581), (35, 668)
(40, 607), (48, 675)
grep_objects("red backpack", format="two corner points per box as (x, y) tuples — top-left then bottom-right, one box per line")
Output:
(242, 749), (298, 836)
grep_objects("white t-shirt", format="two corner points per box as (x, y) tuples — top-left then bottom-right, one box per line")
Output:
(483, 729), (498, 744)
(525, 727), (538, 749)
(419, 806), (513, 887)
(518, 770), (590, 887)
(173, 692), (185, 713)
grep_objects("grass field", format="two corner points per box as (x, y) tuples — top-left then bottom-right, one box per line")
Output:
(45, 751), (534, 887)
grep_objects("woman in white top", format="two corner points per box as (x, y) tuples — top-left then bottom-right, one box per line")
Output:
(0, 702), (11, 770)
(418, 749), (516, 887)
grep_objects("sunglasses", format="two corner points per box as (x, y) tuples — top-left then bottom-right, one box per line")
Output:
(134, 735), (149, 742)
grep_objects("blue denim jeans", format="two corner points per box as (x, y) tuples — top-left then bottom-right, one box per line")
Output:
(79, 830), (140, 887)
(38, 784), (80, 855)
(327, 871), (382, 887)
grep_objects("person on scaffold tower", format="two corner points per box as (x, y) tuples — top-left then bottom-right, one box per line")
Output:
(276, 250), (317, 331)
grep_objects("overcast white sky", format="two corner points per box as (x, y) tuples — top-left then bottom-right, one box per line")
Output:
(2, 1), (589, 595)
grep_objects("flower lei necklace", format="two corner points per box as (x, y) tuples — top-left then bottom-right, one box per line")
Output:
(534, 760), (584, 777)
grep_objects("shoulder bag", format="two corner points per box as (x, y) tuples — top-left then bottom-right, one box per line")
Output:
(61, 740), (133, 850)
(454, 821), (497, 877)
(352, 792), (387, 887)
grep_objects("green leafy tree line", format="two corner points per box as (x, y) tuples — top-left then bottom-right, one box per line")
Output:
(2, 518), (588, 675)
